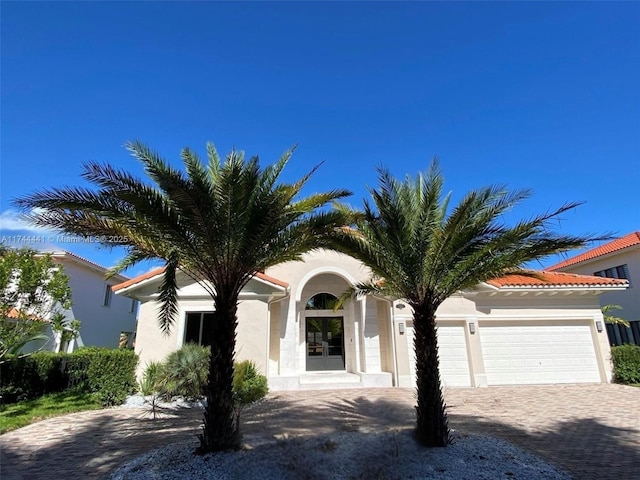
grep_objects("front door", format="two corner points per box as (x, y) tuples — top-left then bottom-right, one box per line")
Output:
(306, 317), (345, 371)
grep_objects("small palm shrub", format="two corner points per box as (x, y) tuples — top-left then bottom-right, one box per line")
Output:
(611, 344), (640, 384)
(148, 346), (268, 413)
(139, 361), (163, 396)
(233, 360), (268, 427)
(159, 343), (210, 400)
(233, 360), (268, 406)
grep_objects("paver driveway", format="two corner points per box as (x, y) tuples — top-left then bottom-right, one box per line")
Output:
(1, 384), (638, 480)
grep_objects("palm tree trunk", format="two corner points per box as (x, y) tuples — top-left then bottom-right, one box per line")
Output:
(412, 304), (450, 447)
(198, 295), (241, 452)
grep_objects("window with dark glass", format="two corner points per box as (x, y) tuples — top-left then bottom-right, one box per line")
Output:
(184, 312), (214, 346)
(593, 264), (631, 286)
(305, 293), (339, 310)
(103, 284), (112, 307)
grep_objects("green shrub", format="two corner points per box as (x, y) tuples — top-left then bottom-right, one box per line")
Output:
(148, 346), (268, 408)
(232, 360), (268, 428)
(158, 344), (210, 400)
(611, 344), (640, 384)
(233, 360), (268, 407)
(0, 348), (137, 406)
(83, 348), (138, 406)
(0, 352), (67, 402)
(139, 361), (163, 396)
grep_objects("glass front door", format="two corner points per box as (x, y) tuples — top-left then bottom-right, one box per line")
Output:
(306, 317), (345, 371)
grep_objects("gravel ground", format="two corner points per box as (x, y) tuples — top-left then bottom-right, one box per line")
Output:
(109, 429), (572, 480)
(121, 394), (206, 410)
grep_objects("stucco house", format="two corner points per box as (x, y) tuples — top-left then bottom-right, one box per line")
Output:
(36, 250), (138, 352)
(114, 250), (627, 390)
(547, 231), (640, 346)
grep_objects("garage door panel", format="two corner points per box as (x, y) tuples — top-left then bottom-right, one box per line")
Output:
(408, 324), (471, 387)
(480, 323), (600, 385)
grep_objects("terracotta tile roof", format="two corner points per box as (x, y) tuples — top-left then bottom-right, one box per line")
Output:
(253, 272), (289, 289)
(112, 267), (288, 292)
(112, 267), (166, 292)
(547, 232), (640, 271)
(5, 307), (48, 322)
(488, 271), (628, 288)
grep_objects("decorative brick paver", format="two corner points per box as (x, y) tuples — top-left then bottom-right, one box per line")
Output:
(1, 384), (638, 479)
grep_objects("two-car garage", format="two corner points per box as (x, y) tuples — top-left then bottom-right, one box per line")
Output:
(403, 272), (627, 388)
(478, 322), (601, 385)
(407, 320), (604, 387)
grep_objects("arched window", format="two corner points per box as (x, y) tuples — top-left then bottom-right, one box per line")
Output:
(305, 293), (339, 310)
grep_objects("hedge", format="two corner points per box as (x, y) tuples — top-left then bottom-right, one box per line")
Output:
(0, 347), (138, 406)
(611, 344), (640, 384)
(0, 352), (66, 401)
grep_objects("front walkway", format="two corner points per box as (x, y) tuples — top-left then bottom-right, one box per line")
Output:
(1, 384), (638, 480)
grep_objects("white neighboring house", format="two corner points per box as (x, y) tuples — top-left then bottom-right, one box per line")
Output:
(547, 231), (640, 345)
(114, 249), (628, 390)
(33, 250), (138, 353)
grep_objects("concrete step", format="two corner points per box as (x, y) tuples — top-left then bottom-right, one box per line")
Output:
(298, 372), (363, 388)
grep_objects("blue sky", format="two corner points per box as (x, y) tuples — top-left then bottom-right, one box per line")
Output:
(1, 1), (639, 277)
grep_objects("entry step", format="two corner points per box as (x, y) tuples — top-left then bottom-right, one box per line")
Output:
(299, 372), (362, 385)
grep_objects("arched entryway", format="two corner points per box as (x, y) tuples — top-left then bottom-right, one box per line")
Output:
(305, 293), (345, 371)
(265, 253), (395, 390)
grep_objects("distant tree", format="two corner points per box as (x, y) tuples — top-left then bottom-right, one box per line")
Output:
(50, 314), (81, 352)
(330, 160), (597, 447)
(0, 315), (47, 362)
(0, 246), (77, 361)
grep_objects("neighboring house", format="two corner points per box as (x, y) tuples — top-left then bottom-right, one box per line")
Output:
(547, 231), (640, 346)
(115, 250), (627, 390)
(35, 251), (138, 352)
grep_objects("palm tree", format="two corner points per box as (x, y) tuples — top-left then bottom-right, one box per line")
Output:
(14, 141), (350, 452)
(602, 304), (630, 328)
(330, 160), (596, 447)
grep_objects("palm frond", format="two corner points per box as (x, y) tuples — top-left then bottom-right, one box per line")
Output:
(334, 281), (387, 310)
(206, 142), (221, 179)
(156, 254), (180, 336)
(330, 160), (598, 308)
(106, 249), (155, 279)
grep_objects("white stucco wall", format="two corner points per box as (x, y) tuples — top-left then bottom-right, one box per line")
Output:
(58, 259), (137, 350)
(132, 279), (274, 379)
(134, 300), (179, 376)
(235, 299), (270, 374)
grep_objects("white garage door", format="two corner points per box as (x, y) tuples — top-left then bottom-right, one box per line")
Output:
(408, 324), (471, 387)
(479, 323), (601, 385)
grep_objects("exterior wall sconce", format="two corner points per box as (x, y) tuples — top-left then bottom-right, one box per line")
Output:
(396, 303), (406, 310)
(398, 323), (405, 335)
(468, 323), (476, 334)
(596, 321), (603, 333)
